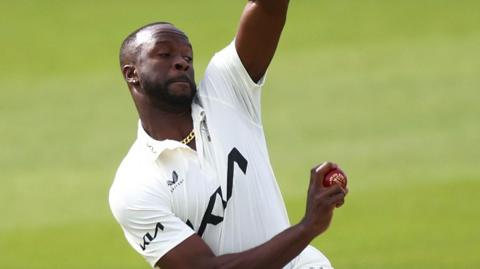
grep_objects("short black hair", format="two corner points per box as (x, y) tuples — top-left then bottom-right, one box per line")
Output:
(119, 21), (172, 67)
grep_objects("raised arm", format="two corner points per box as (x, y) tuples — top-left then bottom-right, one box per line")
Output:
(235, 0), (290, 82)
(157, 162), (348, 269)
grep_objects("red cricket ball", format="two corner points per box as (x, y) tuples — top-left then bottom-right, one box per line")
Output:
(323, 168), (348, 188)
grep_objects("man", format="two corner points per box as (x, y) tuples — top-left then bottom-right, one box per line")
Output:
(109, 1), (348, 268)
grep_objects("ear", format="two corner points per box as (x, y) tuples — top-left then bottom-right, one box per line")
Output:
(122, 65), (140, 86)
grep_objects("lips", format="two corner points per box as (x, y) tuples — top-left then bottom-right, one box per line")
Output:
(166, 76), (193, 94)
(169, 80), (190, 91)
(168, 76), (191, 85)
(171, 81), (189, 85)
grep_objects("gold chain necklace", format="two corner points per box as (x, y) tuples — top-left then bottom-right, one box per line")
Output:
(180, 130), (195, 145)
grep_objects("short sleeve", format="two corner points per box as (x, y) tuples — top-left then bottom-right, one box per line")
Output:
(109, 177), (195, 267)
(199, 40), (266, 124)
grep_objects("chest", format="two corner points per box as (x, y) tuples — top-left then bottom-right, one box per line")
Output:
(158, 146), (250, 237)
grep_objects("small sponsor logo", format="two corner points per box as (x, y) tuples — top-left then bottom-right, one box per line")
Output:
(167, 171), (179, 186)
(139, 222), (164, 251)
(167, 171), (184, 192)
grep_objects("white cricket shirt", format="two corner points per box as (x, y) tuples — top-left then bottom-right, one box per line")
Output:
(109, 41), (332, 268)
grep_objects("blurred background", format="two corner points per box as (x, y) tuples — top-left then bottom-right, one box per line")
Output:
(1, 0), (479, 268)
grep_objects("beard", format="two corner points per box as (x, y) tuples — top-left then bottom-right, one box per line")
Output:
(141, 75), (197, 109)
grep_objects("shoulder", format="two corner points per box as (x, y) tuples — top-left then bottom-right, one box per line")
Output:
(108, 144), (172, 223)
(200, 41), (265, 98)
(204, 41), (245, 78)
(198, 41), (265, 125)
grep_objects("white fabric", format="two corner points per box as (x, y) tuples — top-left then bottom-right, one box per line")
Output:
(109, 41), (332, 268)
(289, 246), (334, 269)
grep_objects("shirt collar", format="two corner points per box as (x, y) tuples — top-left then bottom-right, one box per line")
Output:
(137, 99), (206, 161)
(137, 120), (191, 161)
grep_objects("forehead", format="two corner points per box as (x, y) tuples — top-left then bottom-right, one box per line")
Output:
(135, 25), (191, 50)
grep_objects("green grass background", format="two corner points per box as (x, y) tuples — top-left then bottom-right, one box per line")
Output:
(1, 0), (479, 268)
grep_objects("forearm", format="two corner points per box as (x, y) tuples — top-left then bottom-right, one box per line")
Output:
(158, 164), (347, 269)
(212, 222), (315, 269)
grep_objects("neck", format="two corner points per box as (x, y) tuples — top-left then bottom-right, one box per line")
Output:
(136, 99), (193, 143)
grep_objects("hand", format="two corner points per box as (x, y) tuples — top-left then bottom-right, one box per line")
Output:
(301, 162), (348, 237)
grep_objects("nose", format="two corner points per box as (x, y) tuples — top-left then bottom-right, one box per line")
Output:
(174, 56), (190, 71)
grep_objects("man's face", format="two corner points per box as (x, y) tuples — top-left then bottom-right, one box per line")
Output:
(135, 25), (196, 108)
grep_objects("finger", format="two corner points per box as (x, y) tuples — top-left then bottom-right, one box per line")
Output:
(321, 184), (345, 197)
(328, 184), (349, 197)
(335, 198), (345, 208)
(327, 191), (347, 207)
